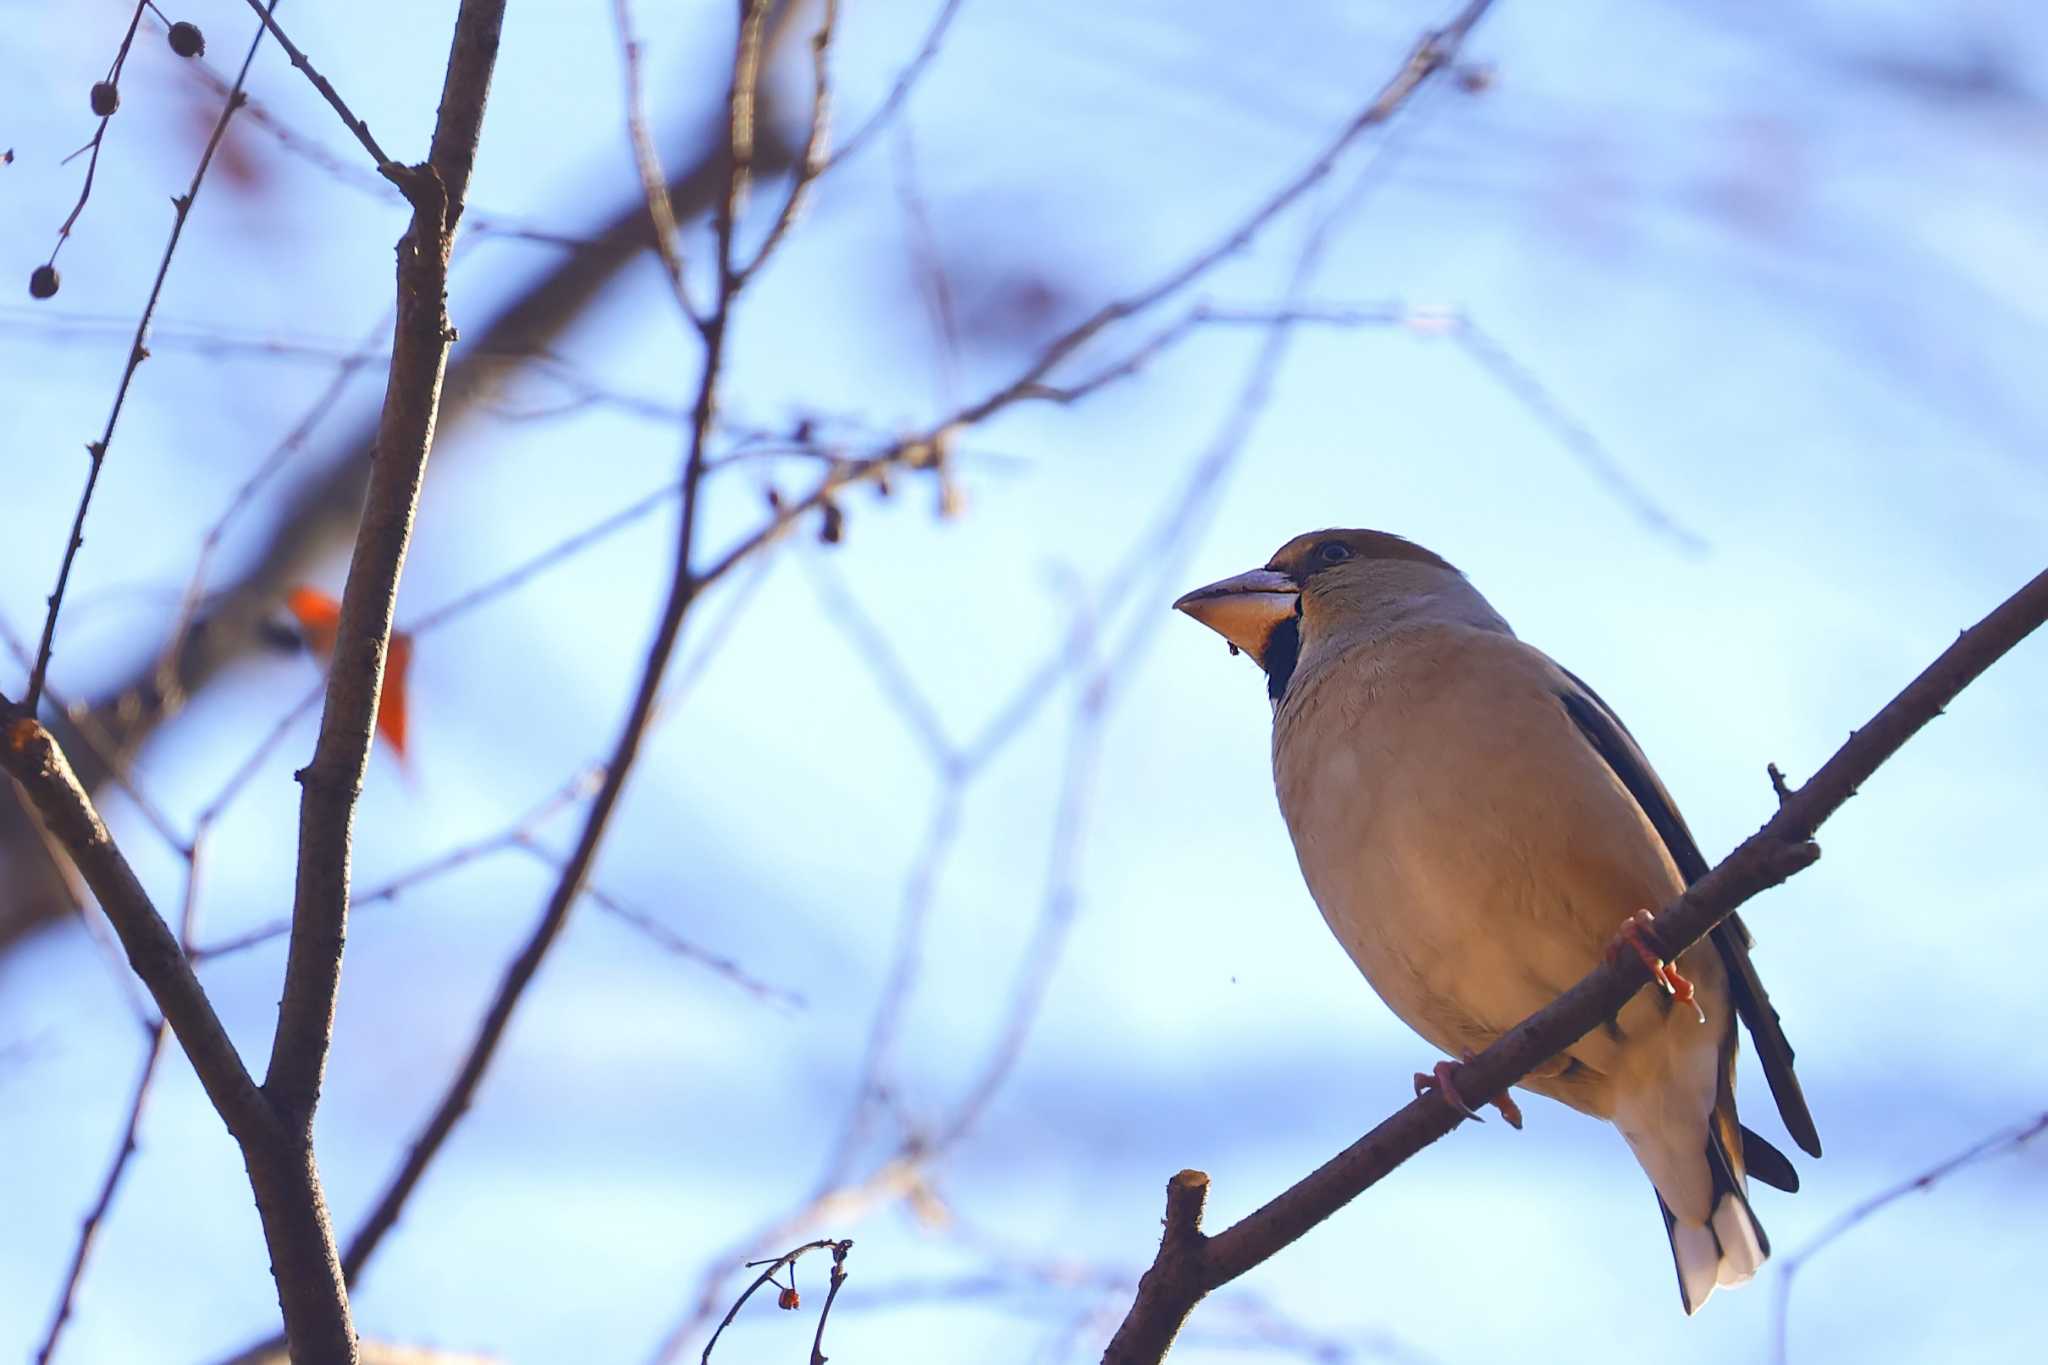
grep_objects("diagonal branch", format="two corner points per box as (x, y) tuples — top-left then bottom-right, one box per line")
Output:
(941, 0), (1497, 434)
(1771, 1109), (2048, 1364)
(1101, 563), (2048, 1364)
(0, 713), (269, 1145)
(821, 0), (962, 174)
(25, 2), (277, 716)
(234, 0), (404, 177)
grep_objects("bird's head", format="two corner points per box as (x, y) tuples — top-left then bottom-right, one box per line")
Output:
(1172, 529), (1468, 701)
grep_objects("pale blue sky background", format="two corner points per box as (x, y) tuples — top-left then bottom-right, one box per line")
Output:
(2, 1), (2045, 1362)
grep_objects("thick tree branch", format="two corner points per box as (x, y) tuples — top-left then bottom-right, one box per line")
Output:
(334, 0), (777, 1291)
(247, 7), (507, 1360)
(1102, 564), (2048, 1364)
(265, 0), (501, 1124)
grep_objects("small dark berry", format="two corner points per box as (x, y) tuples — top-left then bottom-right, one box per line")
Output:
(90, 82), (120, 117)
(29, 265), (59, 300)
(167, 21), (205, 58)
(819, 500), (844, 545)
(1455, 64), (1495, 95)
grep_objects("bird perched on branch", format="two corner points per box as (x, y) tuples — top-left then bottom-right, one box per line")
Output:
(1174, 528), (1821, 1314)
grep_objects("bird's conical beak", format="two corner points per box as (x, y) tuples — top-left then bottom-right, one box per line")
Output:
(1173, 568), (1298, 659)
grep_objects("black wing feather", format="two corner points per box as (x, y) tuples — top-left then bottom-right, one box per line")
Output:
(1557, 670), (1822, 1159)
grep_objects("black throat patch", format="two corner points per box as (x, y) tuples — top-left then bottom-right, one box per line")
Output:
(1262, 604), (1303, 702)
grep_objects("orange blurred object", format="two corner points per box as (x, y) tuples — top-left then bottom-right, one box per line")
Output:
(286, 587), (412, 760)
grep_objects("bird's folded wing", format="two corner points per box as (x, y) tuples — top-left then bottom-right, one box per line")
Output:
(1555, 668), (1822, 1158)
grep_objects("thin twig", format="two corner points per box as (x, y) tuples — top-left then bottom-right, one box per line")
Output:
(32, 1023), (170, 1365)
(700, 1239), (853, 1365)
(234, 0), (404, 177)
(892, 128), (963, 405)
(0, 714), (271, 1145)
(1771, 1110), (2048, 1365)
(31, 840), (211, 1365)
(935, 0), (1498, 437)
(737, 0), (838, 285)
(152, 314), (390, 710)
(517, 841), (803, 1008)
(1448, 318), (1705, 553)
(822, 0), (964, 173)
(612, 0), (702, 325)
(182, 57), (401, 202)
(26, 3), (277, 715)
(800, 555), (959, 768)
(808, 1240), (853, 1365)
(0, 615), (187, 859)
(404, 479), (681, 635)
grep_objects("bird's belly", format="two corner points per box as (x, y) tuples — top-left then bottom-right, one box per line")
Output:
(1276, 735), (1600, 1060)
(1309, 834), (1548, 1057)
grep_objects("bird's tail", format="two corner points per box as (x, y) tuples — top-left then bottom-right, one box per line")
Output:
(1657, 1112), (1770, 1315)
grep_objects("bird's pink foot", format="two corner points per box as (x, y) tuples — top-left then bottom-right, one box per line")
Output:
(1414, 1057), (1524, 1129)
(1608, 910), (1706, 1023)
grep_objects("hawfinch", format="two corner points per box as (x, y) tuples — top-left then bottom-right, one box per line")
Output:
(1174, 528), (1820, 1314)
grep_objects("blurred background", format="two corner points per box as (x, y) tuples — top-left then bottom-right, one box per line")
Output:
(3, 1), (2045, 1361)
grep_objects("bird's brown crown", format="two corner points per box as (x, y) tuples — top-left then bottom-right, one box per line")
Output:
(1264, 529), (1456, 583)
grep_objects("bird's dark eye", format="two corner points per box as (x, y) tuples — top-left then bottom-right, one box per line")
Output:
(1314, 541), (1353, 565)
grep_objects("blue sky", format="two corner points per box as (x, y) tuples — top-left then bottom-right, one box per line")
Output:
(3, 2), (2045, 1362)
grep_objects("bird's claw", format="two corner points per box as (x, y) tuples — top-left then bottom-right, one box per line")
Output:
(1414, 1058), (1524, 1129)
(1609, 909), (1706, 1023)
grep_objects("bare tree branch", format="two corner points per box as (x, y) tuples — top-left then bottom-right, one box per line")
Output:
(334, 0), (782, 1293)
(1772, 1109), (2048, 1365)
(263, 0), (502, 1117)
(0, 716), (270, 1141)
(808, 1240), (854, 1365)
(26, 3), (276, 714)
(248, 14), (509, 1356)
(822, 0), (964, 174)
(7, 4), (510, 1360)
(30, 845), (209, 1365)
(699, 1239), (853, 1365)
(0, 16), (806, 959)
(233, 0), (404, 176)
(1100, 564), (2048, 1364)
(738, 0), (838, 285)
(612, 0), (704, 325)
